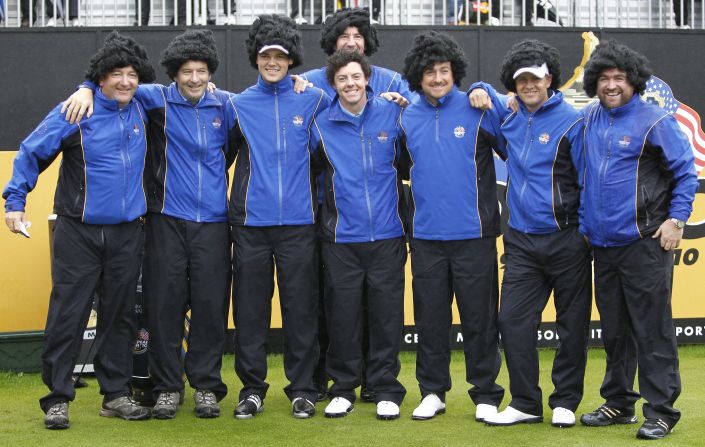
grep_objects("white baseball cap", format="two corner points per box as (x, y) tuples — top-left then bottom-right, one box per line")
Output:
(258, 44), (290, 55)
(513, 63), (549, 79)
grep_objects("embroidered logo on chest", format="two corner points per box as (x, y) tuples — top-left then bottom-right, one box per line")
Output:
(539, 133), (550, 144)
(133, 124), (140, 135)
(212, 117), (222, 129)
(618, 136), (631, 148)
(377, 131), (389, 143)
(454, 126), (466, 138)
(293, 115), (305, 127)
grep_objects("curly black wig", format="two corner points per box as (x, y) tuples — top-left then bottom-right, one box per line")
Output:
(246, 14), (303, 69)
(320, 8), (379, 56)
(583, 40), (652, 97)
(160, 29), (220, 80)
(499, 39), (561, 93)
(85, 31), (155, 85)
(325, 50), (372, 87)
(402, 31), (467, 93)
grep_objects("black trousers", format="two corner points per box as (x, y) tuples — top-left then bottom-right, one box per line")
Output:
(410, 237), (504, 406)
(322, 238), (407, 405)
(143, 213), (230, 401)
(593, 236), (681, 426)
(39, 216), (143, 413)
(499, 227), (592, 415)
(232, 225), (319, 403)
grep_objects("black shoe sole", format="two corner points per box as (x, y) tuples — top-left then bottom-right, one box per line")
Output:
(293, 411), (315, 419)
(485, 417), (543, 426)
(551, 421), (576, 428)
(45, 421), (69, 430)
(99, 409), (151, 420)
(195, 409), (220, 419)
(637, 429), (673, 440)
(324, 407), (353, 418)
(153, 411), (177, 420)
(580, 416), (638, 427)
(412, 408), (446, 420)
(377, 413), (400, 420)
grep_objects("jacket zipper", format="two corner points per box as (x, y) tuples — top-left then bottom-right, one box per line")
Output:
(119, 111), (127, 218)
(360, 125), (374, 241)
(195, 108), (204, 222)
(275, 88), (283, 225)
(597, 117), (614, 245)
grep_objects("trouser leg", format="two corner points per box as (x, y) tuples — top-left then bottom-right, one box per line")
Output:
(323, 242), (364, 404)
(232, 226), (274, 401)
(497, 229), (550, 415)
(593, 246), (640, 410)
(93, 219), (144, 404)
(39, 216), (102, 413)
(619, 237), (681, 426)
(453, 237), (504, 406)
(364, 238), (407, 405)
(183, 221), (230, 401)
(273, 225), (319, 403)
(547, 228), (592, 412)
(144, 214), (189, 398)
(410, 238), (452, 402)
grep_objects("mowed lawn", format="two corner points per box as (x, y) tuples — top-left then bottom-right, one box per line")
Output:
(1, 346), (703, 447)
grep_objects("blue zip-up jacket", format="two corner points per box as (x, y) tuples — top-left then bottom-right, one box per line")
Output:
(136, 83), (236, 223)
(399, 86), (503, 240)
(473, 82), (585, 234)
(581, 94), (698, 247)
(79, 80), (238, 223)
(228, 75), (330, 226)
(311, 94), (405, 243)
(3, 89), (148, 224)
(300, 65), (418, 103)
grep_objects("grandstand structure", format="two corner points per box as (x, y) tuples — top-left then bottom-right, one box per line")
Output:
(1, 0), (702, 29)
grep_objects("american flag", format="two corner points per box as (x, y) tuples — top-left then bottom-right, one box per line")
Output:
(645, 76), (705, 174)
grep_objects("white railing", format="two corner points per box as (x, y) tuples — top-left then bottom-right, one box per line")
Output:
(1, 1), (702, 29)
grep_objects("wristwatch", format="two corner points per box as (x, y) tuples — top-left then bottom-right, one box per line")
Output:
(669, 217), (686, 229)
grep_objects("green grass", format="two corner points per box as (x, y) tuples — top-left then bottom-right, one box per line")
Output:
(1, 346), (704, 446)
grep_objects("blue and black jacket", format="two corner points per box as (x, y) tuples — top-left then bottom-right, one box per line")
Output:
(3, 89), (148, 224)
(581, 94), (698, 247)
(311, 93), (405, 243)
(228, 74), (330, 227)
(300, 65), (418, 104)
(399, 86), (504, 240)
(474, 82), (585, 234)
(79, 80), (238, 223)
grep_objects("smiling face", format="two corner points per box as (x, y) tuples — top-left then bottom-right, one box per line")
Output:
(596, 67), (635, 109)
(421, 61), (454, 105)
(256, 48), (293, 84)
(333, 61), (369, 113)
(99, 66), (139, 108)
(336, 26), (366, 54)
(175, 60), (211, 104)
(515, 72), (552, 113)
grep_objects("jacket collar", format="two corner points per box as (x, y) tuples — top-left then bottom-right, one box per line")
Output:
(165, 82), (221, 107)
(95, 88), (135, 111)
(420, 85), (458, 109)
(256, 74), (294, 93)
(517, 89), (563, 116)
(601, 93), (641, 116)
(328, 86), (374, 124)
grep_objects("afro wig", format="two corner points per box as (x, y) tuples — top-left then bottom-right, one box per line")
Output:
(319, 8), (379, 56)
(402, 31), (467, 94)
(326, 50), (372, 87)
(499, 39), (561, 93)
(583, 40), (652, 97)
(160, 29), (220, 80)
(85, 31), (155, 85)
(246, 14), (303, 69)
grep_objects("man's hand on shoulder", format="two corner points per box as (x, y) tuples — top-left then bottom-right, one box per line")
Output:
(380, 92), (409, 108)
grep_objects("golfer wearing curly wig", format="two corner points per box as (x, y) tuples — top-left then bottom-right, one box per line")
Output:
(469, 39), (592, 428)
(400, 31), (505, 422)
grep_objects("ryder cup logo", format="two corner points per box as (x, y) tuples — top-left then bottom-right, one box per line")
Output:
(618, 136), (631, 148)
(539, 133), (550, 144)
(133, 124), (140, 135)
(293, 115), (304, 127)
(377, 131), (389, 143)
(454, 126), (466, 138)
(212, 117), (222, 129)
